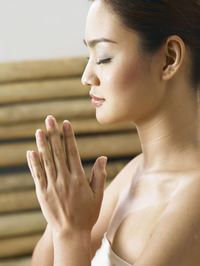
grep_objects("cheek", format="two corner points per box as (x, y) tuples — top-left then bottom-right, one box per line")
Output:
(105, 58), (148, 98)
(102, 57), (157, 122)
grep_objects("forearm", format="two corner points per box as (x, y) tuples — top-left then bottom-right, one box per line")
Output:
(31, 225), (54, 266)
(53, 230), (92, 266)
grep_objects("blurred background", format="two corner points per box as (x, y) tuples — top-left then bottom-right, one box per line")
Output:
(0, 0), (89, 62)
(0, 1), (140, 265)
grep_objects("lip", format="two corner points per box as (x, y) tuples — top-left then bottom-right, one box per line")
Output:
(89, 91), (105, 107)
(89, 91), (105, 101)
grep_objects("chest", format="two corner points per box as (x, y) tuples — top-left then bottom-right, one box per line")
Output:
(106, 183), (171, 264)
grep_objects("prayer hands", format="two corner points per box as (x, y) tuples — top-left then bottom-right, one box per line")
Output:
(26, 116), (107, 234)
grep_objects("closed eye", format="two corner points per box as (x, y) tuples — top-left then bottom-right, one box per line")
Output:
(97, 58), (112, 65)
(85, 57), (112, 65)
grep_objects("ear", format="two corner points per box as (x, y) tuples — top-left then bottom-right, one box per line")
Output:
(162, 35), (185, 81)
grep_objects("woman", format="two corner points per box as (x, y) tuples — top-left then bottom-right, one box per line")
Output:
(27, 0), (200, 265)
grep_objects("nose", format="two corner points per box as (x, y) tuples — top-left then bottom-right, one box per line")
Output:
(81, 60), (100, 87)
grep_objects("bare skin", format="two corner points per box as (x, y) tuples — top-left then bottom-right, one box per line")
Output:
(28, 0), (200, 265)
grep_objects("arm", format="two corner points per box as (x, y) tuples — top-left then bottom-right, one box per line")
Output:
(134, 178), (200, 266)
(31, 225), (53, 266)
(53, 230), (92, 266)
(33, 225), (92, 266)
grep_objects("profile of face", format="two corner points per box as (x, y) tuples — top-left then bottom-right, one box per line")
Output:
(82, 0), (167, 125)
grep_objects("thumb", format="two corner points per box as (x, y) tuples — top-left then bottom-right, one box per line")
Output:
(89, 156), (107, 201)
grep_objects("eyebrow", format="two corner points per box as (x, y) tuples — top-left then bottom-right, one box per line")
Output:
(83, 38), (118, 48)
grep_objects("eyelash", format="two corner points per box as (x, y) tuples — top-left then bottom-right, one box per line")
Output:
(86, 57), (112, 65)
(96, 58), (112, 65)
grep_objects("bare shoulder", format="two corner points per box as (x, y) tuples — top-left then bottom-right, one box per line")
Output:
(91, 153), (143, 257)
(156, 174), (200, 234)
(107, 152), (143, 195)
(134, 175), (200, 266)
(168, 174), (200, 208)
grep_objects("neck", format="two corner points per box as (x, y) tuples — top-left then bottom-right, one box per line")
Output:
(135, 82), (200, 173)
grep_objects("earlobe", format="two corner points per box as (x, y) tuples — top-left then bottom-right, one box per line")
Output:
(162, 36), (185, 81)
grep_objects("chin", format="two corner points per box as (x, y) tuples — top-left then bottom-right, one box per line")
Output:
(96, 112), (128, 125)
(96, 116), (112, 125)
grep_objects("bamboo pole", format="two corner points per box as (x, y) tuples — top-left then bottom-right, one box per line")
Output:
(0, 234), (41, 258)
(0, 172), (34, 192)
(0, 132), (141, 167)
(0, 98), (94, 125)
(0, 257), (31, 266)
(0, 78), (89, 104)
(0, 57), (87, 83)
(0, 118), (135, 141)
(0, 190), (39, 213)
(0, 160), (128, 191)
(0, 211), (46, 238)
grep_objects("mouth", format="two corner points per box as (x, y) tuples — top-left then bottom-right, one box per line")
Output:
(89, 91), (105, 107)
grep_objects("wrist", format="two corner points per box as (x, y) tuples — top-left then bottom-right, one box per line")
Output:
(53, 229), (92, 262)
(52, 228), (91, 245)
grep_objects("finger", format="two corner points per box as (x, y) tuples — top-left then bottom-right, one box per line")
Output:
(27, 150), (46, 190)
(63, 120), (84, 176)
(35, 129), (56, 184)
(45, 116), (69, 177)
(90, 156), (107, 202)
(26, 150), (35, 177)
(61, 124), (70, 171)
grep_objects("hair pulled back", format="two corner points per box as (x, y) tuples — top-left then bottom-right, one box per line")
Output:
(91, 0), (200, 90)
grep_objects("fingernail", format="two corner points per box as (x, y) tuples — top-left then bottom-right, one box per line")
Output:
(26, 150), (31, 158)
(46, 115), (54, 128)
(63, 120), (70, 129)
(35, 129), (43, 139)
(46, 115), (54, 120)
(100, 156), (107, 168)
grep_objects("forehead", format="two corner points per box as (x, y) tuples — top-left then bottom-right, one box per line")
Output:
(85, 0), (128, 43)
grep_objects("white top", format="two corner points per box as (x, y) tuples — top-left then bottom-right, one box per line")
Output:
(91, 232), (132, 266)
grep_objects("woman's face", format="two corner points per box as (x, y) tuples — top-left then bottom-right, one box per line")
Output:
(82, 0), (166, 125)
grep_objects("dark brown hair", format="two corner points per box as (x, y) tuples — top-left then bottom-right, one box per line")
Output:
(90, 0), (200, 90)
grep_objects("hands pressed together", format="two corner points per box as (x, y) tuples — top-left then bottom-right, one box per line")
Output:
(26, 115), (107, 236)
